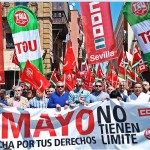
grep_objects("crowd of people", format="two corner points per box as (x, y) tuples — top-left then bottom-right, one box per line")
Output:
(0, 77), (150, 110)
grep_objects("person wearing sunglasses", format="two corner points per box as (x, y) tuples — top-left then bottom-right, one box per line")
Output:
(90, 81), (109, 103)
(47, 81), (69, 111)
(7, 86), (29, 109)
(69, 77), (90, 108)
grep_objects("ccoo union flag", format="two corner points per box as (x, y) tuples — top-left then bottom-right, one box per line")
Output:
(80, 2), (117, 65)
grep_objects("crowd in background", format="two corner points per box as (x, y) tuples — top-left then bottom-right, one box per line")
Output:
(0, 77), (150, 111)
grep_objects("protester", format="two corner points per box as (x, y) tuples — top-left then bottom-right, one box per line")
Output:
(0, 89), (7, 106)
(29, 90), (49, 108)
(7, 86), (29, 109)
(45, 87), (55, 98)
(106, 86), (115, 95)
(126, 82), (150, 102)
(90, 81), (110, 102)
(127, 87), (134, 96)
(109, 90), (122, 101)
(47, 81), (69, 111)
(118, 81), (128, 102)
(69, 77), (90, 108)
(26, 89), (34, 101)
(142, 81), (150, 95)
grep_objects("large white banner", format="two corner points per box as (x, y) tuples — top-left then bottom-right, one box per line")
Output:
(0, 99), (150, 149)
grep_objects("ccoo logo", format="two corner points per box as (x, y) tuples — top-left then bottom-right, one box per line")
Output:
(132, 2), (149, 16)
(14, 10), (29, 26)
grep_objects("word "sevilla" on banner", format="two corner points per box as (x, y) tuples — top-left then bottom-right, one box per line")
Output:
(14, 40), (37, 54)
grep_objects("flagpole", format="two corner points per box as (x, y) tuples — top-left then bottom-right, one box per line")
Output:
(14, 69), (16, 86)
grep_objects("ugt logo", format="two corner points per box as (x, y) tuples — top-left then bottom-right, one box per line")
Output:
(26, 67), (33, 79)
(14, 10), (29, 26)
(132, 2), (149, 16)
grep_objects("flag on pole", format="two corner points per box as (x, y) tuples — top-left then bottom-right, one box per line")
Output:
(84, 67), (95, 92)
(0, 3), (5, 84)
(20, 60), (50, 93)
(7, 6), (44, 74)
(118, 50), (127, 80)
(96, 64), (103, 79)
(63, 41), (76, 73)
(123, 2), (150, 70)
(80, 2), (117, 64)
(12, 50), (19, 66)
(49, 69), (59, 86)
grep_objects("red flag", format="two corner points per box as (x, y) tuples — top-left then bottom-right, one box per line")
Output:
(106, 65), (119, 88)
(0, 3), (5, 84)
(132, 45), (141, 64)
(12, 50), (19, 66)
(50, 69), (59, 85)
(127, 68), (142, 83)
(96, 64), (103, 79)
(137, 60), (148, 74)
(64, 71), (75, 91)
(20, 60), (50, 93)
(118, 50), (126, 79)
(80, 2), (117, 64)
(84, 68), (95, 92)
(63, 41), (76, 73)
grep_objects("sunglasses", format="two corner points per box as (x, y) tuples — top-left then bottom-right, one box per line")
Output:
(57, 86), (64, 88)
(15, 90), (21, 92)
(95, 85), (102, 87)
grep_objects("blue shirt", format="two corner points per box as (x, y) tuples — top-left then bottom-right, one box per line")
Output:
(69, 88), (90, 104)
(47, 91), (69, 108)
(90, 91), (109, 103)
(0, 99), (8, 106)
(29, 97), (49, 108)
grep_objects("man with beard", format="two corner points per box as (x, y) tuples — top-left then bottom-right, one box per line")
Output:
(68, 77), (90, 108)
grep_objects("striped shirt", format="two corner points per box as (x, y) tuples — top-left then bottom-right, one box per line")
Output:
(29, 97), (49, 108)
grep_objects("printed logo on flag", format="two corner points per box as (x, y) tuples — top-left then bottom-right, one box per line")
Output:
(95, 37), (106, 50)
(144, 128), (150, 140)
(132, 2), (148, 16)
(25, 67), (33, 79)
(14, 10), (29, 26)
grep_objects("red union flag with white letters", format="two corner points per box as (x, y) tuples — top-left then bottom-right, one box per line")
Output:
(80, 2), (117, 64)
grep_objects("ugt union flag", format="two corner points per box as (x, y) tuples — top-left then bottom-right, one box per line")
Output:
(123, 2), (150, 70)
(7, 6), (44, 74)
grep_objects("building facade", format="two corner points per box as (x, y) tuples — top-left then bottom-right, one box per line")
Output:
(69, 10), (85, 70)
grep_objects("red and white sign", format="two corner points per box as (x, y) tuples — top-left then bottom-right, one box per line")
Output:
(14, 10), (29, 26)
(80, 2), (117, 64)
(132, 2), (148, 17)
(0, 100), (150, 149)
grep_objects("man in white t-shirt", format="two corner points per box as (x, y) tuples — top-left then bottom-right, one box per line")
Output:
(127, 82), (150, 102)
